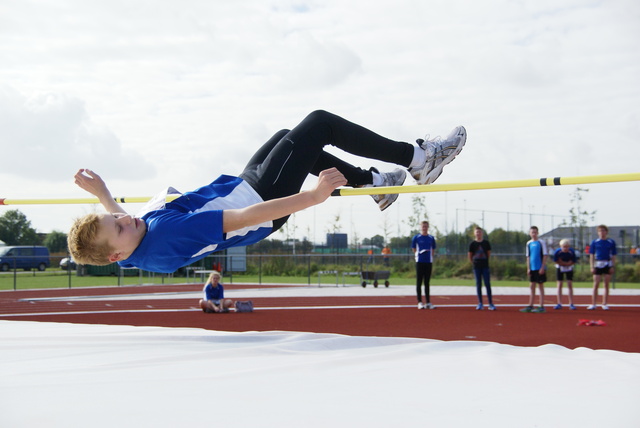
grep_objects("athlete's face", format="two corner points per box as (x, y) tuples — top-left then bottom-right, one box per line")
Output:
(97, 213), (147, 262)
(474, 229), (483, 241)
(529, 228), (539, 240)
(421, 223), (429, 235)
(561, 244), (570, 252)
(597, 227), (608, 239)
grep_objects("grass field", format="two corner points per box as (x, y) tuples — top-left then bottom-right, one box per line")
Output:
(1, 270), (638, 291)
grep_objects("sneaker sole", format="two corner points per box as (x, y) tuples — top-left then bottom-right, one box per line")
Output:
(378, 194), (397, 211)
(375, 169), (407, 211)
(418, 126), (467, 185)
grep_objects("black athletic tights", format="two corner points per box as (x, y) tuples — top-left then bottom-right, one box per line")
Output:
(239, 110), (415, 231)
(416, 262), (433, 303)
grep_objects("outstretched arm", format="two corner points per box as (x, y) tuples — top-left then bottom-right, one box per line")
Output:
(73, 169), (127, 214)
(222, 168), (347, 233)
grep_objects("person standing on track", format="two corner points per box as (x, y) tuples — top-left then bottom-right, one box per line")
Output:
(521, 226), (548, 313)
(588, 224), (617, 310)
(412, 221), (436, 309)
(553, 239), (577, 310)
(468, 226), (495, 311)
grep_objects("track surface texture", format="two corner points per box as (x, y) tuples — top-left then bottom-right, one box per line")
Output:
(1, 283), (638, 352)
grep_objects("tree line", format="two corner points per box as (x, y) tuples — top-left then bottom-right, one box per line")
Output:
(0, 208), (530, 256)
(0, 209), (67, 253)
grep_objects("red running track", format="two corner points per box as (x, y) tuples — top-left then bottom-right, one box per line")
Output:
(1, 283), (639, 353)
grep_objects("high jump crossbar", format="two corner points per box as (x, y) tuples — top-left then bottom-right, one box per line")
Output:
(331, 172), (640, 197)
(0, 172), (638, 206)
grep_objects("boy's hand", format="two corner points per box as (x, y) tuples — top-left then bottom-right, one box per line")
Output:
(223, 167), (346, 234)
(311, 168), (347, 203)
(74, 169), (127, 214)
(74, 169), (111, 199)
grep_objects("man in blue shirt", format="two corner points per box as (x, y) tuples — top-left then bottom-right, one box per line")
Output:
(521, 226), (548, 313)
(588, 225), (617, 310)
(412, 221), (437, 309)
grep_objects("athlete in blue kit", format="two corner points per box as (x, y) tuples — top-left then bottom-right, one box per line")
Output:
(68, 110), (467, 273)
(521, 226), (548, 313)
(199, 271), (233, 313)
(588, 225), (617, 310)
(412, 221), (437, 309)
(553, 239), (577, 310)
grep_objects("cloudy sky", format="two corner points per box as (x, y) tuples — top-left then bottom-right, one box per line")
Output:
(1, 0), (639, 247)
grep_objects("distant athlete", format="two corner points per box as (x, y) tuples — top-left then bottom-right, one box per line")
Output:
(69, 110), (466, 273)
(521, 226), (548, 313)
(412, 221), (437, 309)
(468, 226), (495, 311)
(553, 239), (577, 310)
(588, 225), (617, 310)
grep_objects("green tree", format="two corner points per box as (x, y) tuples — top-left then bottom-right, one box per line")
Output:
(488, 227), (530, 253)
(389, 235), (411, 252)
(299, 238), (314, 254)
(436, 224), (477, 255)
(44, 230), (68, 253)
(364, 234), (384, 248)
(247, 238), (287, 254)
(405, 195), (429, 235)
(0, 210), (39, 245)
(561, 187), (596, 250)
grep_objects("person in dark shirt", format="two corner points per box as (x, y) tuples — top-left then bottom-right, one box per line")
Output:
(468, 227), (495, 311)
(553, 239), (577, 310)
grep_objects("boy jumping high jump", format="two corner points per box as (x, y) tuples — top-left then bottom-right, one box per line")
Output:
(68, 110), (466, 273)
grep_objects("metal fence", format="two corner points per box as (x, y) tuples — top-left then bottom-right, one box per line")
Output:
(1, 253), (638, 291)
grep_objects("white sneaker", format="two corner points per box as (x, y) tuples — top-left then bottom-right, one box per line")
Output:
(417, 302), (425, 309)
(587, 304), (596, 310)
(368, 168), (406, 211)
(426, 303), (436, 309)
(602, 305), (610, 311)
(409, 126), (467, 185)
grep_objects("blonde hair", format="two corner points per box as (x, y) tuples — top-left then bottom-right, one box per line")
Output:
(207, 271), (222, 284)
(67, 213), (114, 266)
(559, 239), (571, 247)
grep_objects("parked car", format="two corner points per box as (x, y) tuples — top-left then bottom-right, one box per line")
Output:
(59, 257), (77, 271)
(0, 246), (50, 271)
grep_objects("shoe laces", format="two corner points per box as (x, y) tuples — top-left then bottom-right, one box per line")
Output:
(416, 135), (441, 157)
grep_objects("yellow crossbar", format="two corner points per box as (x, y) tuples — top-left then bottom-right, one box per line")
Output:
(1, 173), (638, 205)
(331, 172), (640, 196)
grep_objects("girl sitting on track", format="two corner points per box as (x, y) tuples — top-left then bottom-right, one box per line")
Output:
(199, 271), (233, 313)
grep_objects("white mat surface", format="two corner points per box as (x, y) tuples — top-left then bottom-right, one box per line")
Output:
(1, 320), (639, 427)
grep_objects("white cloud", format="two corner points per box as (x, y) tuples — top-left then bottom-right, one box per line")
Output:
(0, 0), (638, 240)
(0, 86), (155, 181)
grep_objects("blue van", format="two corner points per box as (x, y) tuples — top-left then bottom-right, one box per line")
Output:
(0, 246), (50, 271)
